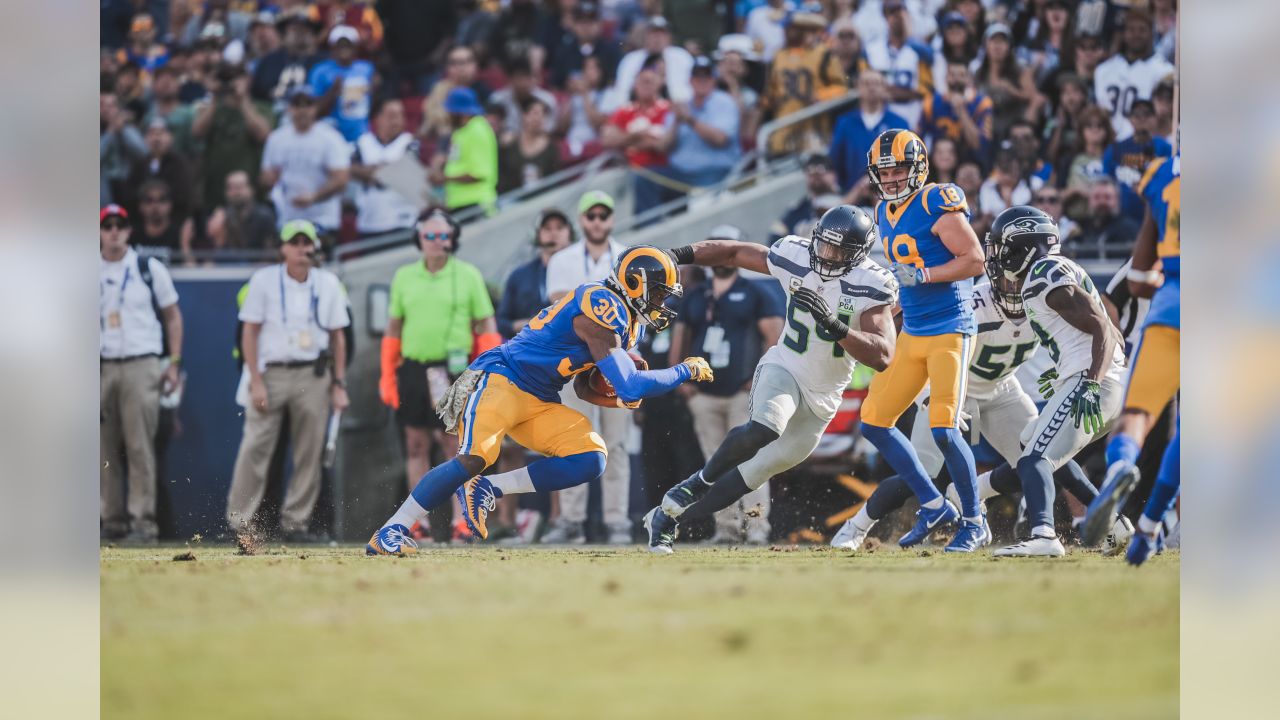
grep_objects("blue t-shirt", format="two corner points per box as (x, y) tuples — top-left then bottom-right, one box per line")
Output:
(1103, 134), (1172, 223)
(678, 276), (786, 397)
(308, 59), (376, 141)
(668, 90), (741, 174)
(828, 106), (911, 192)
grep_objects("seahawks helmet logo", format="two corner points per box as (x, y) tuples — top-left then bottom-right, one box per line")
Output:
(1001, 216), (1057, 242)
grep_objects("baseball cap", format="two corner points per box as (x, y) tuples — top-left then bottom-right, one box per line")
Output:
(287, 85), (317, 104)
(1127, 98), (1155, 116)
(574, 1), (600, 19)
(443, 87), (484, 115)
(100, 204), (129, 225)
(537, 207), (572, 228)
(803, 152), (833, 171)
(706, 224), (743, 241)
(280, 219), (320, 245)
(941, 12), (967, 30)
(691, 56), (715, 77)
(646, 16), (670, 32)
(578, 190), (615, 215)
(199, 22), (227, 43)
(328, 25), (359, 46)
(984, 22), (1011, 41)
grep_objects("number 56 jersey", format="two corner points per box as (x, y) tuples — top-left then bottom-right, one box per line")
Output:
(763, 235), (898, 419)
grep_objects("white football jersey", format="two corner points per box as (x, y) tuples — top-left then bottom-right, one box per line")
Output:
(1021, 255), (1126, 382)
(966, 281), (1040, 402)
(1093, 52), (1175, 140)
(762, 235), (899, 418)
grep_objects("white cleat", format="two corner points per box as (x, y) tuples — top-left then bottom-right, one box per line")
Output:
(1101, 515), (1135, 556)
(830, 518), (871, 551)
(993, 533), (1066, 557)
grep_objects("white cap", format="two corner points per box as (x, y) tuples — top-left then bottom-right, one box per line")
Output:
(328, 24), (359, 46)
(714, 33), (760, 62)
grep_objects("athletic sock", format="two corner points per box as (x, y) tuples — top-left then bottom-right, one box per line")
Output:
(921, 497), (943, 510)
(1054, 460), (1098, 504)
(1137, 515), (1160, 535)
(860, 423), (942, 504)
(851, 505), (876, 532)
(931, 427), (979, 517)
(488, 467), (533, 496)
(1105, 434), (1141, 468)
(394, 458), (473, 525)
(975, 470), (996, 501)
(1017, 455), (1056, 531)
(1031, 523), (1056, 539)
(384, 495), (428, 531)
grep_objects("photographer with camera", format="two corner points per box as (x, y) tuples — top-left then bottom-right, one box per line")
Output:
(226, 220), (350, 543)
(192, 62), (273, 211)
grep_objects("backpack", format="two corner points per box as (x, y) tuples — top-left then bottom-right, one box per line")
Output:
(136, 254), (169, 352)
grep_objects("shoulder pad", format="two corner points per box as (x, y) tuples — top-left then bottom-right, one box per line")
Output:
(578, 285), (630, 334)
(924, 183), (969, 215)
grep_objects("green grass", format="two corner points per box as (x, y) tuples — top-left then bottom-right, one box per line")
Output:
(102, 544), (1178, 720)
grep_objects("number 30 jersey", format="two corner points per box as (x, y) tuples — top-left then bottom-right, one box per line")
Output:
(1021, 256), (1126, 383)
(966, 282), (1039, 402)
(763, 235), (898, 418)
(874, 182), (977, 337)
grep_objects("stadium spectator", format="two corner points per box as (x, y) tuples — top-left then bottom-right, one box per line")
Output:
(926, 136), (961, 185)
(602, 65), (673, 217)
(955, 160), (984, 211)
(251, 11), (322, 114)
(1008, 118), (1054, 185)
(489, 0), (553, 76)
(113, 62), (150, 126)
(920, 61), (993, 165)
(762, 8), (845, 155)
(350, 97), (421, 237)
(1093, 9), (1175, 140)
(851, 0), (937, 46)
(1043, 73), (1091, 183)
(496, 207), (575, 339)
(827, 18), (864, 88)
(100, 204), (184, 544)
(245, 12), (282, 69)
(1071, 176), (1138, 258)
(193, 63), (273, 211)
(378, 0), (458, 96)
(662, 56), (742, 191)
(557, 55), (610, 164)
(542, 191), (631, 544)
(144, 66), (199, 160)
(309, 25), (377, 142)
(485, 100), (511, 144)
(260, 87), (351, 234)
(772, 152), (839, 240)
(100, 92), (148, 206)
(744, 0), (791, 63)
(1063, 104), (1113, 196)
(420, 46), (490, 141)
(713, 34), (762, 144)
(176, 36), (222, 104)
(206, 171), (278, 251)
(117, 13), (169, 78)
(550, 1), (621, 91)
(974, 23), (1041, 141)
(180, 0), (252, 47)
(125, 118), (194, 224)
(1018, 0), (1074, 87)
(1151, 75), (1176, 144)
(609, 16), (695, 109)
(132, 179), (195, 262)
(311, 0), (384, 56)
(1046, 30), (1106, 102)
(488, 58), (560, 137)
(931, 11), (976, 86)
(828, 70), (905, 199)
(977, 140), (1041, 229)
(1103, 99), (1172, 223)
(859, 0), (930, 132)
(668, 224), (784, 544)
(454, 1), (497, 65)
(227, 219), (350, 543)
(1152, 0), (1179, 63)
(429, 88), (499, 214)
(1032, 184), (1078, 245)
(498, 98), (561, 195)
(380, 209), (498, 541)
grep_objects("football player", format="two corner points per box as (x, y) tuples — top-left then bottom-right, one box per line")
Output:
(858, 128), (991, 552)
(983, 206), (1128, 557)
(1083, 148), (1181, 565)
(366, 246), (714, 555)
(830, 275), (1134, 551)
(643, 205), (898, 553)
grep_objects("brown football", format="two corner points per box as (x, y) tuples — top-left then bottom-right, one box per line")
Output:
(585, 352), (648, 397)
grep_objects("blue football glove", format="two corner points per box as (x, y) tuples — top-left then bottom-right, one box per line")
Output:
(1037, 368), (1059, 399)
(1071, 379), (1105, 434)
(891, 263), (927, 287)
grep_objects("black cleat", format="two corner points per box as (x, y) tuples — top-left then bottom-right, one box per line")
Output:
(661, 472), (711, 518)
(643, 507), (678, 554)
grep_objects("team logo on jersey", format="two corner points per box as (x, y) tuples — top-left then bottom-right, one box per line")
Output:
(839, 295), (855, 312)
(789, 277), (803, 291)
(1003, 216), (1055, 241)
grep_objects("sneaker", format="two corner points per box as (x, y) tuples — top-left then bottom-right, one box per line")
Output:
(944, 517), (992, 553)
(898, 500), (960, 547)
(456, 476), (498, 540)
(366, 524), (418, 556)
(1101, 515), (1135, 556)
(606, 520), (634, 545)
(830, 518), (871, 551)
(1082, 462), (1141, 547)
(643, 506), (678, 554)
(993, 533), (1066, 557)
(1125, 531), (1161, 566)
(540, 518), (585, 544)
(661, 473), (712, 518)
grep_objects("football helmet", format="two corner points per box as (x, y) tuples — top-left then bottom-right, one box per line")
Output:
(606, 245), (683, 331)
(984, 205), (1061, 317)
(866, 129), (929, 202)
(809, 204), (877, 280)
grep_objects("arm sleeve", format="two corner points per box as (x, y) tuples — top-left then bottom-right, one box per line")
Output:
(596, 348), (692, 403)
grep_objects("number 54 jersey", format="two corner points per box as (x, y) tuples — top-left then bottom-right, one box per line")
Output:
(763, 235), (898, 419)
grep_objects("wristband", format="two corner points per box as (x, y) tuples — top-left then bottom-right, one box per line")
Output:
(1126, 267), (1161, 284)
(670, 245), (695, 265)
(918, 267), (931, 284)
(820, 317), (851, 338)
(168, 354), (182, 365)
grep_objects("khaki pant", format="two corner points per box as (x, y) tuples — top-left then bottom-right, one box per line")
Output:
(227, 366), (330, 533)
(688, 390), (771, 540)
(558, 386), (630, 526)
(101, 357), (163, 534)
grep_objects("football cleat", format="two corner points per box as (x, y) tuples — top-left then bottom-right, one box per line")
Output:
(944, 516), (992, 553)
(993, 533), (1066, 558)
(456, 476), (498, 540)
(898, 500), (959, 547)
(1081, 462), (1141, 547)
(830, 518), (872, 551)
(661, 473), (712, 518)
(1125, 531), (1161, 566)
(1101, 515), (1135, 556)
(643, 506), (678, 554)
(366, 523), (419, 556)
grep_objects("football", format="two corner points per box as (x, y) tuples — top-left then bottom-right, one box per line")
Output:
(578, 353), (648, 404)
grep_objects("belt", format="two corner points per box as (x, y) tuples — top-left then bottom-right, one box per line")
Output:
(265, 360), (316, 369)
(100, 353), (160, 364)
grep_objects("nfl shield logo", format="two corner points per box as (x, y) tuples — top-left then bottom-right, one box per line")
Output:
(789, 277), (802, 291)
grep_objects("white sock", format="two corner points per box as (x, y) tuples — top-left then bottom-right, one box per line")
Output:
(851, 505), (876, 532)
(1137, 515), (1160, 535)
(384, 495), (427, 531)
(975, 470), (997, 501)
(922, 497), (944, 510)
(1031, 524), (1056, 539)
(489, 467), (535, 496)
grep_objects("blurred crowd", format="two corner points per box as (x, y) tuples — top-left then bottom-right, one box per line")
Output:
(102, 0), (1176, 262)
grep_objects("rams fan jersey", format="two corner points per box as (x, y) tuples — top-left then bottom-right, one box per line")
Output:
(1021, 256), (1126, 383)
(876, 182), (977, 337)
(471, 282), (641, 402)
(764, 235), (898, 419)
(1137, 153), (1180, 329)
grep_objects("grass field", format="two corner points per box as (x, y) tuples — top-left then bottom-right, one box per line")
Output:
(102, 544), (1178, 720)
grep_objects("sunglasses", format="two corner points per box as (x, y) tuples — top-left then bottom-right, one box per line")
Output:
(582, 211), (611, 222)
(101, 220), (128, 230)
(421, 232), (452, 241)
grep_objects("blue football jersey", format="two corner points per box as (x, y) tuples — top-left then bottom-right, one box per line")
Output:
(1138, 154), (1180, 329)
(471, 282), (641, 402)
(875, 182), (976, 336)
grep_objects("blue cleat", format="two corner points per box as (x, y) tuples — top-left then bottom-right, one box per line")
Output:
(661, 472), (712, 518)
(643, 506), (678, 554)
(456, 476), (499, 540)
(1125, 531), (1162, 566)
(899, 500), (959, 547)
(366, 523), (418, 556)
(1082, 462), (1142, 547)
(944, 516), (992, 553)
